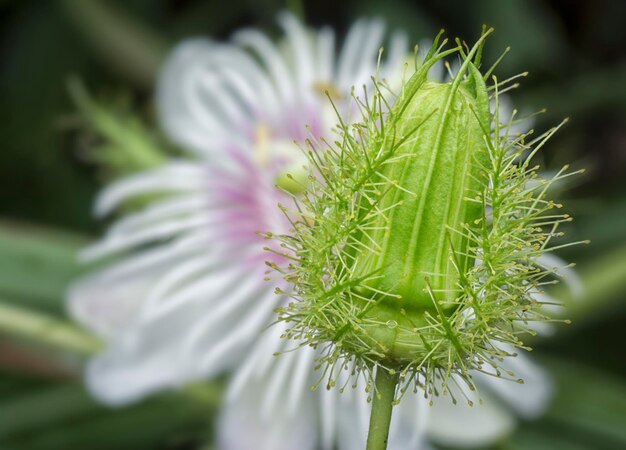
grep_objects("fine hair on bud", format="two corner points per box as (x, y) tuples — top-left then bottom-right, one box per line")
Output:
(267, 28), (582, 403)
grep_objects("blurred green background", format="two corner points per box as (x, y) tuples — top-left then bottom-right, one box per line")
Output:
(0, 0), (625, 449)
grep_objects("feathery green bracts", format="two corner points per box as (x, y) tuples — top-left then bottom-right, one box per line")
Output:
(268, 29), (581, 402)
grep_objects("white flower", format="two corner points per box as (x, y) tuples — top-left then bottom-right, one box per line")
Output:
(69, 13), (582, 449)
(69, 11), (406, 405)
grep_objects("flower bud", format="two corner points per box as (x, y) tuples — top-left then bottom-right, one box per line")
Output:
(345, 58), (490, 365)
(271, 30), (577, 397)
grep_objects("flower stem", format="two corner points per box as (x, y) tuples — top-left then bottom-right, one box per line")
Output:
(0, 300), (101, 355)
(366, 368), (399, 450)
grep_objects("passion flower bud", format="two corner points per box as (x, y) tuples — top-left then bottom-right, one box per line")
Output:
(346, 54), (491, 367)
(270, 29), (579, 400)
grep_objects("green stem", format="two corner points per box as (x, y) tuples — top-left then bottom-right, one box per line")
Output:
(0, 300), (101, 355)
(558, 242), (626, 322)
(58, 0), (168, 87)
(286, 0), (305, 21)
(366, 368), (399, 450)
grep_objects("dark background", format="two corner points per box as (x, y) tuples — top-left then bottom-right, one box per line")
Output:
(0, 1), (624, 449)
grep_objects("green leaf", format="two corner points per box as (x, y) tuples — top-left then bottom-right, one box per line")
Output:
(0, 379), (221, 450)
(0, 300), (100, 355)
(68, 78), (169, 179)
(550, 241), (626, 327)
(544, 358), (626, 446)
(0, 221), (87, 313)
(57, 0), (168, 87)
(506, 357), (626, 450)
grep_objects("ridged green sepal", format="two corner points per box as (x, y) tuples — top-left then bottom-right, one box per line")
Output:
(347, 62), (490, 363)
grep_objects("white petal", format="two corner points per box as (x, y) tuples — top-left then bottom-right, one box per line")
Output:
(212, 47), (283, 122)
(67, 230), (212, 337)
(316, 27), (335, 83)
(139, 253), (223, 318)
(336, 381), (369, 450)
(335, 369), (431, 450)
(382, 31), (409, 80)
(86, 342), (183, 405)
(137, 250), (243, 323)
(81, 213), (212, 260)
(536, 252), (584, 299)
(189, 286), (278, 372)
(68, 266), (155, 339)
(219, 65), (268, 117)
(234, 29), (296, 104)
(425, 385), (516, 448)
(220, 349), (318, 450)
(388, 390), (430, 450)
(261, 348), (299, 419)
(336, 19), (367, 88)
(194, 71), (249, 130)
(181, 72), (233, 136)
(157, 39), (228, 157)
(83, 263), (268, 405)
(94, 162), (205, 217)
(226, 324), (285, 403)
(157, 40), (279, 157)
(279, 12), (315, 95)
(319, 377), (338, 449)
(476, 350), (553, 419)
(287, 345), (317, 415)
(107, 194), (207, 238)
(349, 19), (387, 87)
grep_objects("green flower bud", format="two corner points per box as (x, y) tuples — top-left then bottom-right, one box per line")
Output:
(346, 55), (491, 366)
(270, 30), (581, 399)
